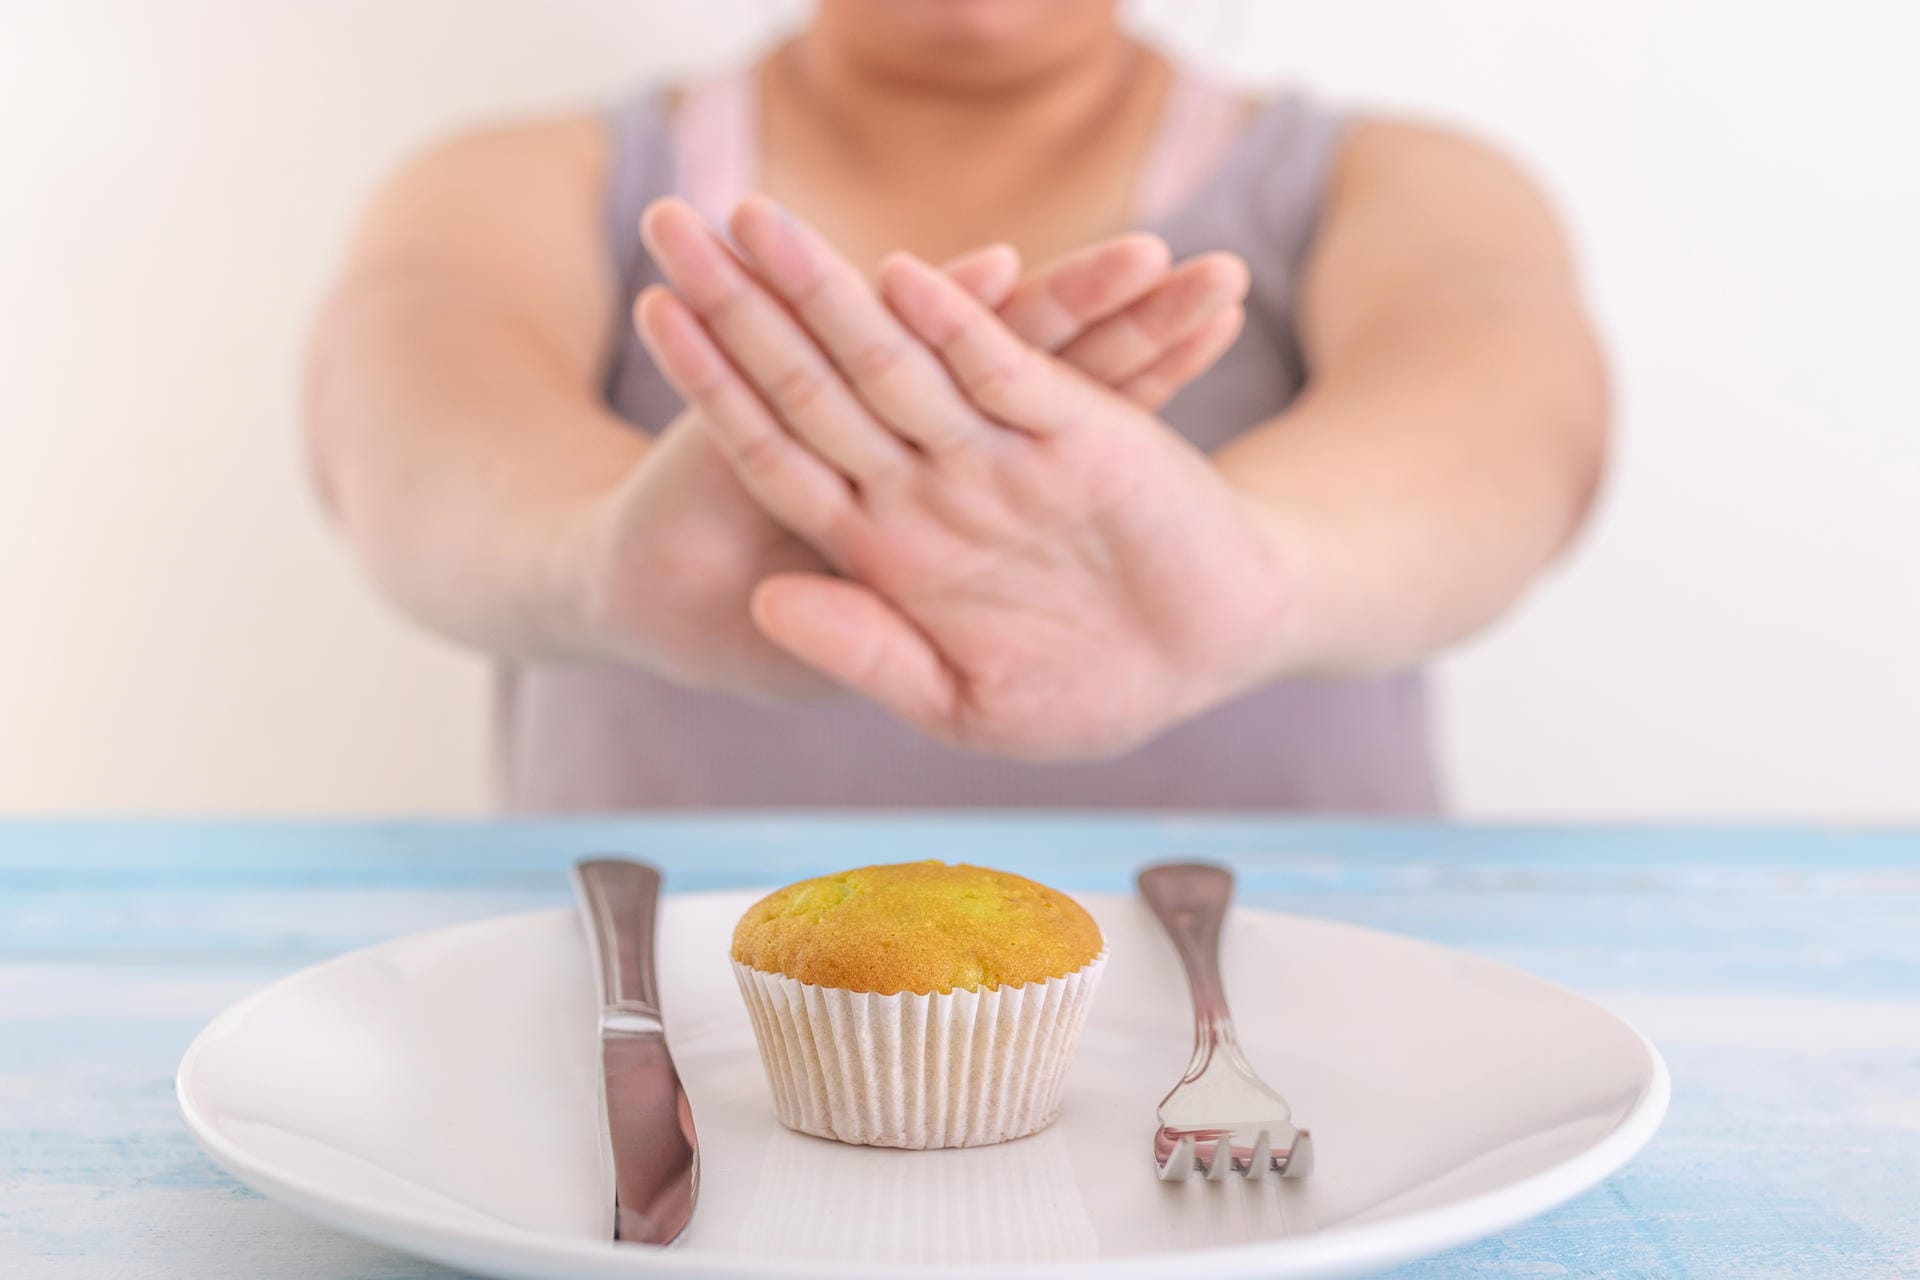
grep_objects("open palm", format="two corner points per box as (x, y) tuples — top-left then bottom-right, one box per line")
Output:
(603, 222), (1244, 699)
(639, 197), (1279, 756)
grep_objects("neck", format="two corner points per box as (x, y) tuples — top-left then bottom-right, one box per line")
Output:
(769, 29), (1153, 167)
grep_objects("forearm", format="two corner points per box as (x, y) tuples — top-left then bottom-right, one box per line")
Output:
(1215, 287), (1608, 676)
(305, 273), (647, 659)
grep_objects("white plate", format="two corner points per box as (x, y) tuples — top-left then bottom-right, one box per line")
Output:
(177, 891), (1667, 1280)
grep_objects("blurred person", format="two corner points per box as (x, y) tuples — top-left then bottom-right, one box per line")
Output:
(306, 0), (1607, 810)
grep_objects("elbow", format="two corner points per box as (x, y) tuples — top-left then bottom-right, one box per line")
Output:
(300, 296), (347, 525)
(300, 284), (371, 528)
(1550, 321), (1613, 557)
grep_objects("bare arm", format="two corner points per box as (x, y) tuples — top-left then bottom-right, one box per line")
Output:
(631, 131), (1610, 757)
(305, 118), (637, 658)
(307, 122), (1249, 690)
(1215, 121), (1611, 674)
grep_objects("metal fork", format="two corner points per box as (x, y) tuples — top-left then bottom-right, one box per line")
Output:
(1138, 861), (1314, 1180)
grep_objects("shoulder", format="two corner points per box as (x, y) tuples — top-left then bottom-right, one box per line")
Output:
(329, 113), (627, 373)
(1318, 117), (1572, 269)
(1297, 116), (1594, 363)
(344, 110), (633, 293)
(1227, 95), (1561, 233)
(358, 115), (611, 258)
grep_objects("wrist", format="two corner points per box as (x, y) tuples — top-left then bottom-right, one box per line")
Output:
(532, 484), (630, 662)
(1221, 489), (1338, 688)
(544, 415), (842, 699)
(503, 438), (657, 667)
(1229, 482), (1434, 682)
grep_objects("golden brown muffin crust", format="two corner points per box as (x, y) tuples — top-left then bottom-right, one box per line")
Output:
(731, 861), (1104, 995)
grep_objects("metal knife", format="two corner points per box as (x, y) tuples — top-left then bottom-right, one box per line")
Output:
(571, 858), (698, 1245)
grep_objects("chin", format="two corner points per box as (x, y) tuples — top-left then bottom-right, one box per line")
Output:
(817, 0), (1117, 86)
(890, 0), (1060, 42)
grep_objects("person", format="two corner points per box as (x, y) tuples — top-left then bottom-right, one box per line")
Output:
(305, 0), (1608, 810)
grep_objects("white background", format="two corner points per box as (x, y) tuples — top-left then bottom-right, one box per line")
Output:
(2, 1), (1915, 818)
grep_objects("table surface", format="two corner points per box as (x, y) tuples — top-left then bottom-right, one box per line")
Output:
(3, 817), (1918, 1279)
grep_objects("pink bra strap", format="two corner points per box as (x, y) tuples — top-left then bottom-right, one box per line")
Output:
(672, 66), (760, 221)
(1131, 69), (1247, 225)
(676, 62), (1239, 232)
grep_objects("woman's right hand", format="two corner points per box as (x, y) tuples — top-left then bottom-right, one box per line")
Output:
(581, 227), (1252, 698)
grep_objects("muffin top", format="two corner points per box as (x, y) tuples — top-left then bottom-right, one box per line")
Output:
(731, 861), (1104, 995)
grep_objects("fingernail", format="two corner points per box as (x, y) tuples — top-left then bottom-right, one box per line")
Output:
(739, 194), (797, 239)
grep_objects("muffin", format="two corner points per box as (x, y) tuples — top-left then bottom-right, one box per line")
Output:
(731, 861), (1107, 1149)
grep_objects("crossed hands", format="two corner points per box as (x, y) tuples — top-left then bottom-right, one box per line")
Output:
(585, 198), (1290, 760)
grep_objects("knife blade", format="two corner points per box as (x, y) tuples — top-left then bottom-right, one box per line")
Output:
(571, 858), (698, 1245)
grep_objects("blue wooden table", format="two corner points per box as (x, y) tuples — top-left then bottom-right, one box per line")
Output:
(3, 817), (1918, 1278)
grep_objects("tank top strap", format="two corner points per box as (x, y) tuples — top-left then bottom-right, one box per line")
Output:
(602, 88), (676, 311)
(598, 73), (759, 406)
(1133, 73), (1349, 308)
(1237, 92), (1350, 279)
(599, 89), (678, 413)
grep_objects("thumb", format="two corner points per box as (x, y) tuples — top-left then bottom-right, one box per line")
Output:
(750, 574), (956, 731)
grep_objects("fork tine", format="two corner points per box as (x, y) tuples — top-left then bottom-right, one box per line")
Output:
(1245, 1128), (1272, 1178)
(1158, 1135), (1196, 1181)
(1281, 1128), (1314, 1178)
(1206, 1137), (1235, 1181)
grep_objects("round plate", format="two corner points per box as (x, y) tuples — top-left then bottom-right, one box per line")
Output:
(176, 891), (1667, 1279)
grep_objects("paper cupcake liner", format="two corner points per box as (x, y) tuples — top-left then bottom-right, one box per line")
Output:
(732, 953), (1107, 1149)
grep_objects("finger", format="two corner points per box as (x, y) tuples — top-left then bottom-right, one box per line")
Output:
(751, 573), (956, 729)
(633, 286), (859, 547)
(1055, 251), (1250, 389)
(992, 232), (1172, 353)
(878, 250), (1105, 436)
(1118, 305), (1246, 410)
(942, 242), (1021, 309)
(641, 198), (909, 485)
(729, 196), (988, 454)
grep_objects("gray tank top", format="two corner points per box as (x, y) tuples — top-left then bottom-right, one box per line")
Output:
(495, 86), (1442, 812)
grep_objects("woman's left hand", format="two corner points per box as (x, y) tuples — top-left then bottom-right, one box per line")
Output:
(640, 196), (1295, 759)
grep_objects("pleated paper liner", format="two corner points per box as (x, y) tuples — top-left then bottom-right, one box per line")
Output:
(732, 953), (1108, 1149)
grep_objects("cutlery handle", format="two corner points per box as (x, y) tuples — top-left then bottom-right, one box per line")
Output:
(573, 858), (665, 1032)
(1137, 861), (1238, 1045)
